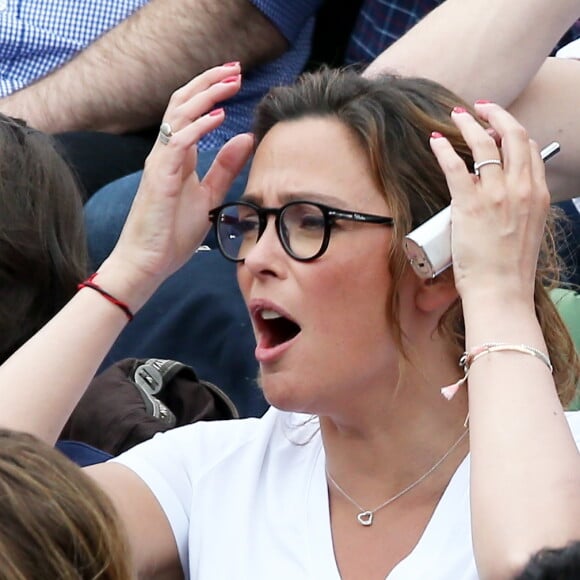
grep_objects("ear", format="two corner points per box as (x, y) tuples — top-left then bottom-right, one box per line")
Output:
(414, 272), (459, 314)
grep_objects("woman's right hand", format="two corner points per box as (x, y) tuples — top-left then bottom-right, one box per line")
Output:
(97, 63), (254, 311)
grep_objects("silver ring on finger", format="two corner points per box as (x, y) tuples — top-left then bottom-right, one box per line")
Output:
(473, 158), (502, 177)
(158, 122), (174, 145)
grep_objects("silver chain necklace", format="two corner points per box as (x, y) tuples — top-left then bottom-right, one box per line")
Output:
(326, 429), (469, 527)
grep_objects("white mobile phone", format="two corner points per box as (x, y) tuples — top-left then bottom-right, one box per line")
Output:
(403, 141), (561, 279)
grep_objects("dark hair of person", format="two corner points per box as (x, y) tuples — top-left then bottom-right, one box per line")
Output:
(0, 114), (88, 363)
(515, 542), (580, 580)
(0, 429), (131, 579)
(253, 68), (579, 405)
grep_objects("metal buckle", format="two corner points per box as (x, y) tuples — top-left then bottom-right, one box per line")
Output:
(133, 361), (176, 426)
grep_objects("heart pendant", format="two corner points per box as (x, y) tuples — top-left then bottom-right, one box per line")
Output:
(357, 511), (373, 526)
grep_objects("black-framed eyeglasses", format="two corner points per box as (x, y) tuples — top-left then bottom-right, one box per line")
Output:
(208, 200), (395, 262)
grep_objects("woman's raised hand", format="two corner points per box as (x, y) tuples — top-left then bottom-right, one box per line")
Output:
(99, 64), (254, 310)
(429, 103), (550, 303)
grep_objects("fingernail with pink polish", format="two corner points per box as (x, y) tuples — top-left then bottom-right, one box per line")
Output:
(222, 75), (240, 84)
(452, 106), (467, 114)
(223, 61), (240, 67)
(431, 131), (444, 139)
(475, 99), (492, 105)
(209, 108), (224, 117)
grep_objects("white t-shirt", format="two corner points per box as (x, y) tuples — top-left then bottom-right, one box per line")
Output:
(113, 407), (580, 579)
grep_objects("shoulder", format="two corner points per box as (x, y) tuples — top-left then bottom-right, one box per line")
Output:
(108, 407), (322, 570)
(111, 407), (318, 483)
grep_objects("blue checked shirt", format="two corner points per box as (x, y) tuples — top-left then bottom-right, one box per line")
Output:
(0, 0), (148, 97)
(206, 0), (322, 149)
(0, 0), (322, 150)
(346, 0), (580, 65)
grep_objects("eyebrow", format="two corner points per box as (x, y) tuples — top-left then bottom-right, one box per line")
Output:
(240, 191), (350, 208)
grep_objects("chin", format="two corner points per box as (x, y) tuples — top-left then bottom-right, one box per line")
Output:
(258, 370), (314, 414)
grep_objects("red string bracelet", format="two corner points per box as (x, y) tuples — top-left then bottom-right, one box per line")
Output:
(77, 273), (134, 321)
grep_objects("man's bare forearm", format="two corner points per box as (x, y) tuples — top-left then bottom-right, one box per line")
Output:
(509, 58), (580, 202)
(364, 0), (580, 106)
(0, 0), (287, 133)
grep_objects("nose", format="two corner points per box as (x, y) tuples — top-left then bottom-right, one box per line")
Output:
(243, 214), (286, 277)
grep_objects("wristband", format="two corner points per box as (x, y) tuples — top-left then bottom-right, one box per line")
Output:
(77, 273), (134, 322)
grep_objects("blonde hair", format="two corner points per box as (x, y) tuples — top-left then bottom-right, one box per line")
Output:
(0, 429), (131, 579)
(253, 68), (579, 405)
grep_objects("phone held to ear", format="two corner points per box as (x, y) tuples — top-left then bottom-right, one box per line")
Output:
(403, 142), (561, 279)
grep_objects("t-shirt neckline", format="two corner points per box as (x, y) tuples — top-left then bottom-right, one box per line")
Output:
(306, 445), (471, 579)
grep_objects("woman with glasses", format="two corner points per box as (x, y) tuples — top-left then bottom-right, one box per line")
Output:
(0, 64), (579, 579)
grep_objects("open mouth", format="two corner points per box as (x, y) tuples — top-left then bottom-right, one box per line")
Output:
(255, 308), (301, 348)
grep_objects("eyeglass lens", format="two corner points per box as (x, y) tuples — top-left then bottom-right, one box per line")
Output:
(216, 203), (327, 261)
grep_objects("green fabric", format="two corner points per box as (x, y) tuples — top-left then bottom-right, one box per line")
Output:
(551, 288), (580, 410)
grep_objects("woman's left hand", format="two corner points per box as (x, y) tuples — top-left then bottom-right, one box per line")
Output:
(429, 102), (551, 303)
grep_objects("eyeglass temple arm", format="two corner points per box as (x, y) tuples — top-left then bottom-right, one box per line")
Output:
(329, 209), (394, 225)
